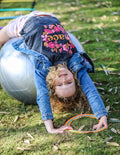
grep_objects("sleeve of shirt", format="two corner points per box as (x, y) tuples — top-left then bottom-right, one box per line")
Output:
(34, 68), (54, 121)
(77, 68), (108, 119)
(34, 58), (53, 121)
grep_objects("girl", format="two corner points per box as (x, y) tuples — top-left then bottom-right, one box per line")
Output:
(0, 11), (108, 134)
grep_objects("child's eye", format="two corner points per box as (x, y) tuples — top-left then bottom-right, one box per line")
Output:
(57, 84), (62, 86)
(67, 81), (72, 84)
(57, 81), (72, 87)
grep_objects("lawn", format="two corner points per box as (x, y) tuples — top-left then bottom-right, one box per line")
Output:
(0, 0), (120, 154)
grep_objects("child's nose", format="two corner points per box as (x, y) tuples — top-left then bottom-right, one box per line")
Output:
(61, 77), (66, 84)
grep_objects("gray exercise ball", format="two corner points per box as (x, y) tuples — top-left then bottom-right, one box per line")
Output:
(0, 38), (37, 104)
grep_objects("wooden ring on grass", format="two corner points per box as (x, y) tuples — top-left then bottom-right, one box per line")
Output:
(65, 114), (106, 133)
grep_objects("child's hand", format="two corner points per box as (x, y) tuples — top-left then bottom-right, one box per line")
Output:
(44, 119), (73, 134)
(50, 125), (73, 134)
(93, 115), (108, 130)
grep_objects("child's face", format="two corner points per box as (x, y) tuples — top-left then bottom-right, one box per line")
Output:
(54, 67), (76, 98)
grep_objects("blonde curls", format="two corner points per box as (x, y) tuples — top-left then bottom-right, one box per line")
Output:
(46, 64), (90, 113)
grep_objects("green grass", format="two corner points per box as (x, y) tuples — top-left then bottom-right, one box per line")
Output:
(0, 0), (120, 154)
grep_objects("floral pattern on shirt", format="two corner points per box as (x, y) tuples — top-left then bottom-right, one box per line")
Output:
(41, 24), (75, 54)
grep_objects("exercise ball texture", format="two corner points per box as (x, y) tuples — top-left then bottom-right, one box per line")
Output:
(0, 38), (36, 104)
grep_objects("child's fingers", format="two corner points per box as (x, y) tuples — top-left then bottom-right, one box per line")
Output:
(92, 124), (98, 130)
(93, 123), (102, 130)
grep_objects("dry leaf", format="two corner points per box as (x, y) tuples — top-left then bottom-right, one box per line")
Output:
(27, 133), (34, 140)
(104, 136), (113, 143)
(112, 12), (119, 15)
(94, 82), (102, 86)
(114, 87), (118, 94)
(109, 72), (120, 76)
(92, 58), (97, 61)
(117, 129), (120, 134)
(14, 116), (19, 123)
(15, 11), (21, 15)
(97, 87), (104, 91)
(92, 18), (96, 22)
(101, 64), (109, 75)
(106, 106), (110, 113)
(107, 142), (120, 147)
(108, 88), (112, 92)
(111, 128), (117, 134)
(24, 139), (30, 144)
(55, 140), (60, 146)
(53, 145), (58, 151)
(78, 125), (85, 131)
(112, 40), (120, 43)
(87, 136), (96, 141)
(96, 38), (99, 42)
(0, 111), (9, 114)
(81, 40), (92, 44)
(61, 22), (68, 26)
(109, 118), (120, 123)
(17, 147), (33, 151)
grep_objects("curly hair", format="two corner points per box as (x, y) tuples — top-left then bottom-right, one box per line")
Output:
(46, 64), (90, 113)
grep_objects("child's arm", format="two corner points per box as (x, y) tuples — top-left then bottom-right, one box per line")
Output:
(77, 69), (108, 129)
(78, 69), (108, 118)
(0, 26), (10, 47)
(44, 119), (73, 134)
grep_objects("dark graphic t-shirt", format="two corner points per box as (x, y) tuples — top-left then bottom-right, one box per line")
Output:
(41, 23), (77, 65)
(20, 16), (77, 65)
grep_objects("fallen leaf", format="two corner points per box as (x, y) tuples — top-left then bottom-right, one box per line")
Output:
(27, 133), (34, 140)
(0, 111), (9, 114)
(117, 129), (120, 134)
(78, 125), (85, 131)
(101, 64), (109, 75)
(109, 118), (120, 123)
(49, 2), (62, 6)
(112, 12), (119, 15)
(53, 145), (58, 151)
(88, 51), (94, 54)
(107, 142), (120, 147)
(24, 139), (30, 144)
(104, 136), (113, 142)
(55, 140), (60, 146)
(109, 72), (120, 76)
(112, 40), (120, 43)
(108, 88), (112, 92)
(70, 19), (75, 22)
(106, 98), (109, 102)
(81, 40), (92, 44)
(61, 22), (68, 26)
(14, 116), (19, 123)
(95, 48), (104, 50)
(92, 18), (96, 22)
(87, 136), (96, 141)
(15, 11), (21, 15)
(114, 87), (118, 94)
(97, 87), (105, 91)
(111, 128), (117, 134)
(17, 147), (33, 151)
(106, 106), (110, 113)
(94, 82), (102, 86)
(101, 15), (107, 20)
(114, 102), (119, 105)
(96, 38), (99, 42)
